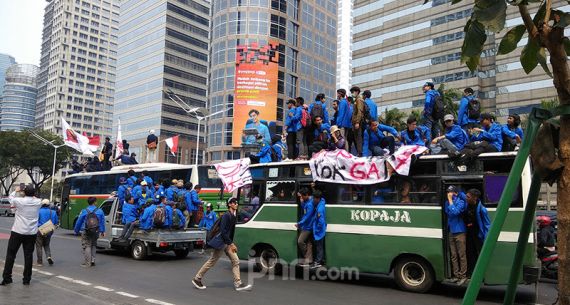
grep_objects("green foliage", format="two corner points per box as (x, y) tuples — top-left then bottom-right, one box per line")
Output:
(461, 19), (487, 71)
(382, 108), (407, 131)
(521, 38), (541, 74)
(498, 25), (527, 55)
(473, 0), (507, 33)
(438, 84), (461, 118)
(540, 98), (560, 110)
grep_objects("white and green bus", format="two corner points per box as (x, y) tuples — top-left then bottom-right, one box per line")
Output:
(233, 152), (539, 293)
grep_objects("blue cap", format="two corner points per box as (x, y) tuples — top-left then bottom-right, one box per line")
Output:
(423, 82), (434, 88)
(119, 177), (127, 184)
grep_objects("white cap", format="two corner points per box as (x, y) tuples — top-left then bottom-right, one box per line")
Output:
(149, 129), (155, 134)
(41, 199), (50, 205)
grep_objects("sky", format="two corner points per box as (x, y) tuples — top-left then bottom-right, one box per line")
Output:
(0, 0), (46, 66)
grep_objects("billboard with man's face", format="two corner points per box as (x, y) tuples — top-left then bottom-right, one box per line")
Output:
(233, 42), (280, 147)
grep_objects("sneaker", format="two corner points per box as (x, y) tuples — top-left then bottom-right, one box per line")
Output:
(192, 278), (206, 290)
(91, 262), (95, 266)
(447, 277), (459, 283)
(235, 283), (252, 291)
(0, 279), (13, 286)
(309, 262), (323, 269)
(35, 263), (43, 267)
(47, 257), (54, 265)
(80, 263), (91, 268)
(457, 278), (467, 286)
(298, 262), (310, 267)
(22, 281), (30, 285)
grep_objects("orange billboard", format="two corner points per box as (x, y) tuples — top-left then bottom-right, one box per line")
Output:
(233, 42), (280, 147)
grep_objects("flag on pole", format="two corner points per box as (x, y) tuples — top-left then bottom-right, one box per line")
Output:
(82, 132), (100, 152)
(114, 119), (123, 159)
(165, 135), (179, 156)
(61, 118), (94, 156)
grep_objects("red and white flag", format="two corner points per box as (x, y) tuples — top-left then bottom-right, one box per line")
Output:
(165, 135), (179, 156)
(114, 119), (123, 159)
(82, 132), (100, 152)
(61, 118), (93, 156)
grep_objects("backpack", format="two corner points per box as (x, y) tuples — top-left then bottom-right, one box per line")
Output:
(207, 217), (223, 240)
(153, 206), (166, 227)
(172, 189), (179, 203)
(269, 146), (278, 162)
(363, 102), (372, 126)
(172, 209), (181, 228)
(301, 108), (311, 128)
(85, 208), (100, 233)
(432, 93), (445, 120)
(467, 99), (481, 120)
(310, 102), (325, 122)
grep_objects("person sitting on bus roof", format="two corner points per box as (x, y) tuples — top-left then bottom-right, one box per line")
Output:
(430, 114), (469, 157)
(127, 170), (137, 189)
(166, 179), (179, 202)
(129, 153), (138, 165)
(141, 170), (153, 186)
(271, 135), (285, 162)
(445, 185), (468, 285)
(295, 188), (315, 266)
(117, 194), (139, 242)
(85, 157), (101, 172)
(363, 120), (396, 157)
(171, 202), (186, 230)
(249, 135), (273, 164)
(460, 113), (503, 165)
(198, 203), (217, 232)
(400, 116), (429, 147)
(119, 151), (132, 165)
(501, 114), (523, 152)
(311, 190), (327, 269)
(327, 125), (345, 150)
(461, 188), (490, 275)
(308, 116), (331, 158)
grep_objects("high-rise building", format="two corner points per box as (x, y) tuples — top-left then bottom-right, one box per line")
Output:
(0, 64), (39, 131)
(207, 0), (338, 162)
(336, 0), (353, 90)
(36, 0), (120, 140)
(352, 0), (558, 120)
(0, 53), (17, 97)
(113, 0), (210, 163)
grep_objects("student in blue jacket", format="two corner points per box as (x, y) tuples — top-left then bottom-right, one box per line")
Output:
(461, 188), (490, 275)
(116, 177), (129, 207)
(118, 195), (139, 242)
(400, 116), (429, 147)
(444, 186), (467, 285)
(74, 197), (105, 267)
(336, 89), (352, 135)
(457, 88), (479, 131)
(363, 120), (396, 156)
(311, 190), (327, 269)
(139, 200), (157, 231)
(198, 203), (218, 231)
(295, 188), (315, 266)
(431, 114), (469, 157)
(422, 82), (442, 139)
(284, 99), (300, 160)
(363, 90), (378, 123)
(501, 114), (523, 151)
(36, 199), (59, 266)
(460, 113), (503, 165)
(171, 203), (186, 230)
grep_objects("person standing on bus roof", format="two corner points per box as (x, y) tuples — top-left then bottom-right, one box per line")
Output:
(192, 197), (252, 291)
(146, 130), (159, 163)
(444, 186), (467, 285)
(295, 188), (315, 266)
(462, 189), (490, 275)
(284, 99), (300, 160)
(311, 190), (327, 269)
(74, 197), (105, 267)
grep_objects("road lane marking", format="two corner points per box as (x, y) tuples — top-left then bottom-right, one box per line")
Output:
(72, 279), (92, 286)
(116, 291), (139, 298)
(37, 270), (54, 276)
(146, 299), (175, 305)
(94, 285), (114, 292)
(56, 275), (74, 281)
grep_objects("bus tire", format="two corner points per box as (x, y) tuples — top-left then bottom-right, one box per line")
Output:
(131, 240), (148, 260)
(174, 248), (190, 258)
(393, 256), (435, 293)
(253, 246), (280, 274)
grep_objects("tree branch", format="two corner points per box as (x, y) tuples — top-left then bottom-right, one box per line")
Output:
(519, 4), (539, 39)
(544, 0), (551, 25)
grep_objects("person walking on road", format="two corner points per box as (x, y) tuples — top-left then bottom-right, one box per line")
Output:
(1, 185), (42, 286)
(192, 197), (252, 291)
(74, 197), (105, 267)
(36, 199), (59, 266)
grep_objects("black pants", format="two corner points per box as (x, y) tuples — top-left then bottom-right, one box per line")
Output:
(286, 132), (297, 159)
(188, 212), (197, 228)
(502, 136), (517, 152)
(3, 231), (37, 283)
(308, 141), (327, 158)
(460, 141), (498, 164)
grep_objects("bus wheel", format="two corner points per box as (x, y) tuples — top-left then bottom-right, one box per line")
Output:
(131, 240), (147, 260)
(254, 247), (280, 273)
(394, 257), (434, 293)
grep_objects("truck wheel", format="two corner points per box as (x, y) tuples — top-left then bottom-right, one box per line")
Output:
(393, 257), (435, 293)
(174, 248), (190, 258)
(131, 240), (147, 260)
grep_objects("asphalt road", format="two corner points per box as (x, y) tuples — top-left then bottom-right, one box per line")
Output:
(0, 216), (559, 305)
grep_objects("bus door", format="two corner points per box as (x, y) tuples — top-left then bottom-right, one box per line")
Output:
(441, 179), (483, 280)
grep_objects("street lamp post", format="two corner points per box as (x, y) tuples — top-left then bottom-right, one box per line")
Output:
(30, 131), (65, 202)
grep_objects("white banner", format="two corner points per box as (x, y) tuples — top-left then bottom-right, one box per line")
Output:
(214, 158), (253, 193)
(309, 146), (427, 185)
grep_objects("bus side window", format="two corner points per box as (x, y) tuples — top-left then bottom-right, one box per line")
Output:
(336, 185), (366, 204)
(484, 175), (522, 207)
(370, 180), (397, 204)
(412, 179), (439, 205)
(265, 181), (296, 203)
(99, 200), (113, 216)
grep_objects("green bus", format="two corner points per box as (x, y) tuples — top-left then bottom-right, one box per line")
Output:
(233, 152), (539, 293)
(60, 163), (227, 229)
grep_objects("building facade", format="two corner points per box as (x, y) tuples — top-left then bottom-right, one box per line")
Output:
(336, 0), (353, 89)
(35, 0), (119, 141)
(352, 0), (559, 121)
(113, 0), (210, 164)
(0, 53), (17, 97)
(0, 64), (39, 131)
(207, 0), (338, 162)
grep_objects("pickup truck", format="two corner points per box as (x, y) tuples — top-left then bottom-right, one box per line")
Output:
(96, 197), (207, 260)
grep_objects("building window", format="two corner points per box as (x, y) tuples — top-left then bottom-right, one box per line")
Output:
(271, 0), (286, 13)
(270, 14), (286, 40)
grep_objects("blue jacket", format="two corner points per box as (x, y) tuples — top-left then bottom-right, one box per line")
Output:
(313, 198), (327, 241)
(418, 125), (431, 145)
(244, 121), (271, 145)
(285, 106), (301, 132)
(153, 186), (165, 199)
(131, 185), (141, 200)
(445, 124), (470, 150)
(163, 204), (173, 228)
(472, 123), (503, 151)
(255, 145), (273, 163)
(313, 123), (331, 141)
(445, 194), (466, 234)
(166, 185), (178, 201)
(184, 190), (201, 212)
(121, 201), (139, 224)
(363, 128), (392, 157)
(117, 184), (129, 202)
(474, 201), (491, 241)
(364, 97), (378, 122)
(272, 141), (285, 162)
(38, 206), (59, 227)
(400, 129), (427, 146)
(143, 176), (153, 186)
(423, 89), (440, 118)
(172, 209), (186, 229)
(127, 175), (137, 188)
(140, 204), (156, 230)
(199, 210), (218, 231)
(309, 101), (330, 124)
(74, 205), (105, 234)
(337, 98), (352, 128)
(297, 197), (316, 231)
(457, 95), (479, 127)
(135, 187), (152, 207)
(293, 106), (305, 129)
(120, 155), (133, 165)
(502, 124), (524, 140)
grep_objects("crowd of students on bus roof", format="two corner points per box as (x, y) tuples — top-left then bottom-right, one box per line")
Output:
(248, 83), (524, 169)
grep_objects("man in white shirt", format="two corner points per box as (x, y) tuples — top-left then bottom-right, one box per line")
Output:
(1, 185), (42, 286)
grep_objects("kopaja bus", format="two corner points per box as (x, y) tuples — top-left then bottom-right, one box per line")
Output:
(232, 152), (539, 293)
(60, 163), (227, 229)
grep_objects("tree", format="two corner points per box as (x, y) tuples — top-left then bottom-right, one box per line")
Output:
(438, 83), (462, 118)
(0, 131), (25, 195)
(423, 0), (570, 301)
(382, 108), (407, 131)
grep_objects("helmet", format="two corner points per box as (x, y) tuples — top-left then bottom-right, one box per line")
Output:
(537, 215), (552, 227)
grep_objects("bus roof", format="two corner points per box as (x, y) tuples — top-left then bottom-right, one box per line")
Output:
(65, 163), (196, 179)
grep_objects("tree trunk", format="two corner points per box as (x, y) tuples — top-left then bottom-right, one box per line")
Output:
(545, 26), (570, 305)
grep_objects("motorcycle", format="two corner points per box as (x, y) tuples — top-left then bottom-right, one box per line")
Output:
(536, 215), (558, 280)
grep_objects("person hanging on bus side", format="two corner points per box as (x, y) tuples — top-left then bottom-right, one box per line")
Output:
(363, 120), (396, 157)
(461, 189), (490, 276)
(166, 179), (179, 202)
(198, 203), (217, 232)
(444, 186), (468, 285)
(311, 190), (327, 269)
(308, 116), (331, 158)
(430, 114), (469, 157)
(117, 194), (139, 242)
(127, 170), (137, 189)
(116, 177), (129, 209)
(187, 183), (204, 228)
(501, 114), (523, 151)
(141, 170), (153, 186)
(295, 188), (316, 267)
